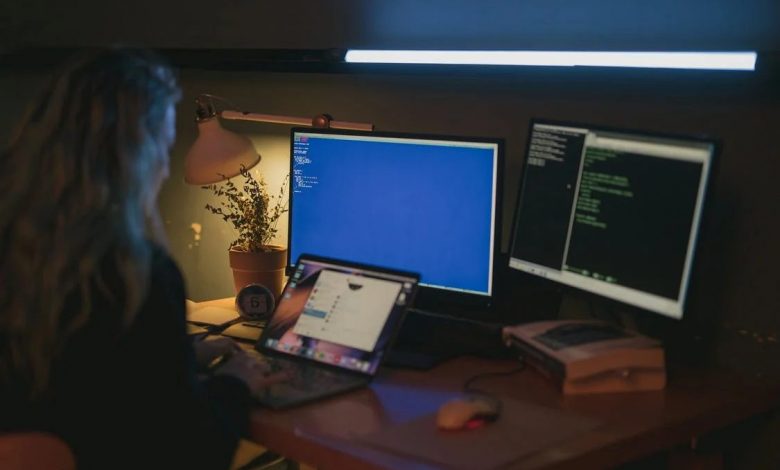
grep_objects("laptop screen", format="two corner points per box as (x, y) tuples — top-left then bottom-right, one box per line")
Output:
(258, 256), (419, 375)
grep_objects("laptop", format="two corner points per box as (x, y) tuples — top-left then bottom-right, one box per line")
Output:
(251, 254), (420, 409)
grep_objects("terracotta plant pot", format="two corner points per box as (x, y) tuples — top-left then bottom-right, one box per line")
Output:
(228, 245), (287, 299)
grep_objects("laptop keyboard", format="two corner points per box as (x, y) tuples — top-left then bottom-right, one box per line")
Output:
(248, 350), (368, 407)
(267, 357), (354, 388)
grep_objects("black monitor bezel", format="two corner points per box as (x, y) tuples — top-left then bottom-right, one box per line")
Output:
(508, 118), (719, 321)
(287, 127), (504, 313)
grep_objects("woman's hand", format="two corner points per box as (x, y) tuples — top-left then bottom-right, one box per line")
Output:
(214, 351), (290, 394)
(193, 336), (241, 369)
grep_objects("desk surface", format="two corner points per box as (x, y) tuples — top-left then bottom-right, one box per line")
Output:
(247, 356), (780, 470)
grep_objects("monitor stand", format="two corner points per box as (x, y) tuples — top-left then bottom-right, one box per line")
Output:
(383, 308), (508, 370)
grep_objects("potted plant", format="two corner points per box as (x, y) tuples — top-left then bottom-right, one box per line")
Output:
(203, 165), (289, 299)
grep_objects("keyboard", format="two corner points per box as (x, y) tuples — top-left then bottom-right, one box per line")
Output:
(250, 353), (370, 409)
(266, 357), (357, 388)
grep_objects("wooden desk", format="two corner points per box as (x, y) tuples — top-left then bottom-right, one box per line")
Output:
(248, 356), (780, 470)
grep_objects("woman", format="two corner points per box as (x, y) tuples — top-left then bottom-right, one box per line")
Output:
(0, 48), (281, 469)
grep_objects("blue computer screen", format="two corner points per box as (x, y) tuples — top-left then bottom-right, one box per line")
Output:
(290, 131), (499, 296)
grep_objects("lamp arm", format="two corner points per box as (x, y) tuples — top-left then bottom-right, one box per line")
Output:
(328, 119), (375, 132)
(221, 110), (312, 127)
(220, 109), (374, 132)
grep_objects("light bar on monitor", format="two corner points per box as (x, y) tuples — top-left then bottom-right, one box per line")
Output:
(344, 50), (757, 71)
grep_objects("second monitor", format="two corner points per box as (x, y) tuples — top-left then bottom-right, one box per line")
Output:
(509, 120), (716, 320)
(289, 128), (502, 311)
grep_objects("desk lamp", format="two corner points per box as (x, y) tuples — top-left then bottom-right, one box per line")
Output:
(183, 94), (374, 185)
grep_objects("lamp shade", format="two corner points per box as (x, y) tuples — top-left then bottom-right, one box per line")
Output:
(184, 117), (260, 185)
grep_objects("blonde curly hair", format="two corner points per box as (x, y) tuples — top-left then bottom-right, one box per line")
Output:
(0, 48), (181, 396)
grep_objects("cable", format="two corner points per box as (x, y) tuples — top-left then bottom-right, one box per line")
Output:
(198, 318), (267, 336)
(235, 451), (287, 470)
(462, 360), (526, 393)
(460, 359), (526, 416)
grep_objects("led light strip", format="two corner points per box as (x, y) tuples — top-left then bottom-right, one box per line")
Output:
(344, 50), (757, 71)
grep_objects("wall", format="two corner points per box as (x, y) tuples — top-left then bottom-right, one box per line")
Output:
(2, 64), (779, 360)
(3, 1), (780, 50)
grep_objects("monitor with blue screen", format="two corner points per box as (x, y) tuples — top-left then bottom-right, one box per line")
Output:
(289, 128), (501, 308)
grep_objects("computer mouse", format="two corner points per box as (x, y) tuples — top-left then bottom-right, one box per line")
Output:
(436, 395), (501, 431)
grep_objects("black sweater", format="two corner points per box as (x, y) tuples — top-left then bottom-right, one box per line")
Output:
(0, 248), (250, 469)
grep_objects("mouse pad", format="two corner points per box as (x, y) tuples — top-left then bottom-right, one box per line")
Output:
(357, 398), (601, 469)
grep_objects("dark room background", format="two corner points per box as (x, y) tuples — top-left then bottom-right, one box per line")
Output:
(2, 1), (779, 466)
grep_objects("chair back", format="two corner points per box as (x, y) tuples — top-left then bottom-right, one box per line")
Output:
(0, 432), (76, 470)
